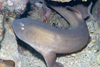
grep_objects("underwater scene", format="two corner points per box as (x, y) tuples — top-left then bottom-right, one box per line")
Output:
(0, 0), (100, 67)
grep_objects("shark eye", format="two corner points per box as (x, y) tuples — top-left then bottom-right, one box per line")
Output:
(20, 22), (24, 26)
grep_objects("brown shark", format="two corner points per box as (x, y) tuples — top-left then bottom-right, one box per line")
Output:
(12, 6), (89, 67)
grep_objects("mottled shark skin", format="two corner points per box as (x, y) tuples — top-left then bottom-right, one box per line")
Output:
(12, 6), (89, 67)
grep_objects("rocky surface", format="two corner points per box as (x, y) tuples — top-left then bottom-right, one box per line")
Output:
(0, 1), (100, 67)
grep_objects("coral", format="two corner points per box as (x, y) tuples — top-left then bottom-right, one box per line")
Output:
(6, 0), (29, 14)
(0, 0), (29, 14)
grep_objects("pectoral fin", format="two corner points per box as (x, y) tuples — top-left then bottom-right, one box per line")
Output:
(41, 51), (63, 67)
